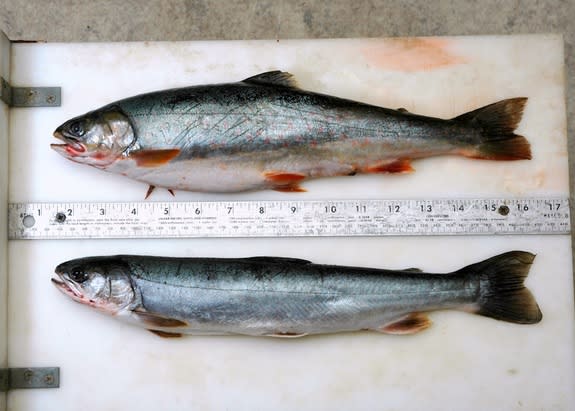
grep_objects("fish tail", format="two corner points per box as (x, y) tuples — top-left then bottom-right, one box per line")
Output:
(460, 251), (542, 324)
(454, 97), (531, 160)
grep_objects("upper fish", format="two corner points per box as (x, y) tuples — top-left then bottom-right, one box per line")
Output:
(51, 71), (531, 195)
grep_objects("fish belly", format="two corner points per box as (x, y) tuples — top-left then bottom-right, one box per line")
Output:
(111, 139), (432, 192)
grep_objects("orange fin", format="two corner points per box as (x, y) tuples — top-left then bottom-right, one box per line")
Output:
(130, 149), (181, 167)
(273, 185), (307, 193)
(264, 332), (308, 338)
(133, 310), (187, 328)
(264, 171), (306, 184)
(149, 329), (183, 338)
(264, 171), (307, 192)
(364, 159), (414, 174)
(379, 313), (432, 335)
(145, 185), (156, 199)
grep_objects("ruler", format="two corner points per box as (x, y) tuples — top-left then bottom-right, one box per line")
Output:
(7, 198), (571, 240)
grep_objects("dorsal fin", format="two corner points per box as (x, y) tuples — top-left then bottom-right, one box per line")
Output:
(244, 256), (311, 265)
(242, 71), (298, 88)
(401, 267), (422, 273)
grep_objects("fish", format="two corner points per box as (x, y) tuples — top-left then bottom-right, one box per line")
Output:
(51, 71), (531, 196)
(52, 251), (542, 338)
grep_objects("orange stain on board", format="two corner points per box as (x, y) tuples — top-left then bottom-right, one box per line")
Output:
(362, 38), (466, 72)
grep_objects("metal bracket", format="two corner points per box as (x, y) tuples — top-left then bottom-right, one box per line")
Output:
(0, 77), (60, 107)
(0, 367), (60, 391)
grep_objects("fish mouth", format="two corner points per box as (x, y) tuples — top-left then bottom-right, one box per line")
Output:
(51, 130), (87, 156)
(51, 273), (120, 314)
(51, 278), (84, 300)
(51, 273), (89, 304)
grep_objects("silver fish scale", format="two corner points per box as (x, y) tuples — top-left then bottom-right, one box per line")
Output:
(7, 198), (570, 239)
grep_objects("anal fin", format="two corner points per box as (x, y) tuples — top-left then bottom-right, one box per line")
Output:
(378, 313), (432, 335)
(364, 159), (414, 174)
(149, 329), (183, 338)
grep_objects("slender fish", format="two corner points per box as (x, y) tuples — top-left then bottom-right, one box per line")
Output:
(52, 251), (541, 338)
(51, 71), (531, 196)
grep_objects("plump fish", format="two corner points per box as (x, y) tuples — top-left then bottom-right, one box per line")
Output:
(52, 251), (541, 338)
(51, 71), (531, 196)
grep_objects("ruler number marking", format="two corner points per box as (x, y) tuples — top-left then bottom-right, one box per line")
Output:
(517, 204), (529, 212)
(548, 202), (561, 211)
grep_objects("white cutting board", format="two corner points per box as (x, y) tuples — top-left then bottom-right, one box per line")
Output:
(4, 35), (574, 411)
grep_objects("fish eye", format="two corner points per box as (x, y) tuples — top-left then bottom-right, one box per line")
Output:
(69, 121), (85, 137)
(69, 268), (89, 283)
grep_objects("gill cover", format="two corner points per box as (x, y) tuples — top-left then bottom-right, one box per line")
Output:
(52, 106), (135, 167)
(53, 256), (138, 315)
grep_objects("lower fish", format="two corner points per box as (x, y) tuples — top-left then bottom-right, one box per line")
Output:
(52, 251), (541, 338)
(51, 71), (531, 196)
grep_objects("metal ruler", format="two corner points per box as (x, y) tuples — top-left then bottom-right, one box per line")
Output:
(7, 198), (571, 240)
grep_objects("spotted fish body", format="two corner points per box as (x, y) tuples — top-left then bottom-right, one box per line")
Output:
(52, 252), (542, 338)
(51, 71), (531, 194)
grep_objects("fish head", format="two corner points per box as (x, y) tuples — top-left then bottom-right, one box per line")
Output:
(51, 106), (135, 168)
(52, 257), (136, 315)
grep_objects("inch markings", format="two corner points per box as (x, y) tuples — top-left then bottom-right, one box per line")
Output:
(7, 198), (571, 240)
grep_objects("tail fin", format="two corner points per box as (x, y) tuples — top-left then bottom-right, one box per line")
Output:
(459, 251), (542, 324)
(454, 98), (531, 161)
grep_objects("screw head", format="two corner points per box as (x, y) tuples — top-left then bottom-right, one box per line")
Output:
(44, 374), (55, 385)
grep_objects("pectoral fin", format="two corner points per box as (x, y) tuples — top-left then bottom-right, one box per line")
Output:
(133, 309), (188, 328)
(130, 149), (181, 167)
(149, 329), (183, 338)
(378, 313), (432, 335)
